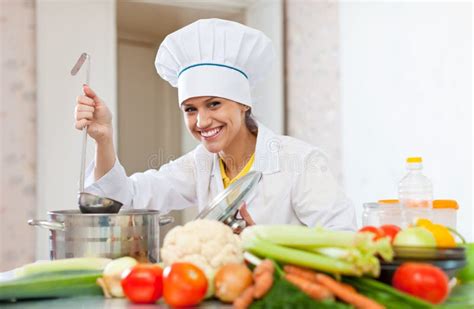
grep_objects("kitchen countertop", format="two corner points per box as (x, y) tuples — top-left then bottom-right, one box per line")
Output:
(1, 296), (232, 309)
(2, 283), (474, 309)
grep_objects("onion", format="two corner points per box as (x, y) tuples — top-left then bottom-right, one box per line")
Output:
(102, 256), (137, 297)
(214, 263), (253, 302)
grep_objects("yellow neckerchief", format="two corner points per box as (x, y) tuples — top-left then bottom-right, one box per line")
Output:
(219, 153), (255, 189)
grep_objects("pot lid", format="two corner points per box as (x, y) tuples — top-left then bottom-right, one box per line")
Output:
(196, 171), (262, 222)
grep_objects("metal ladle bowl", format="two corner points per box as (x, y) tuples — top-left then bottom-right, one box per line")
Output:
(78, 192), (123, 214)
(72, 53), (123, 214)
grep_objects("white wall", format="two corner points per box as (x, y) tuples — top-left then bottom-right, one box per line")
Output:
(36, 0), (117, 259)
(340, 2), (472, 239)
(246, 0), (284, 134)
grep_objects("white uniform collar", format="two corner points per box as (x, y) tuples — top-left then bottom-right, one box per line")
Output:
(210, 122), (280, 179)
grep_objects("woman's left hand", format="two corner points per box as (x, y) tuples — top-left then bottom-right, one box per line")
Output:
(239, 203), (255, 226)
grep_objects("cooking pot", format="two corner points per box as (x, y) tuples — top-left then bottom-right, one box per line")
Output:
(29, 210), (173, 263)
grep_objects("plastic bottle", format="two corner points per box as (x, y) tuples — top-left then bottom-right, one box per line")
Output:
(398, 157), (433, 223)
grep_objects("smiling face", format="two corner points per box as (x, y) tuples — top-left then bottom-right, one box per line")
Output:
(181, 96), (249, 153)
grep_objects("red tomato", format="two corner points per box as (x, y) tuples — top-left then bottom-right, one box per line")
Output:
(163, 262), (208, 307)
(379, 224), (401, 243)
(392, 263), (449, 304)
(121, 264), (163, 304)
(358, 226), (386, 240)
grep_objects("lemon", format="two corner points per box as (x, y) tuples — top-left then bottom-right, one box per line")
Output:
(415, 218), (456, 248)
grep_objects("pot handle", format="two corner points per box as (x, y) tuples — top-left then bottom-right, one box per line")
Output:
(28, 219), (65, 231)
(159, 215), (174, 226)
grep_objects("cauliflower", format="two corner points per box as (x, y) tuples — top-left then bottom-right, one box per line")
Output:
(160, 219), (244, 276)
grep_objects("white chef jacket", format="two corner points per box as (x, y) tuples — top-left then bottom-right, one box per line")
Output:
(84, 123), (356, 231)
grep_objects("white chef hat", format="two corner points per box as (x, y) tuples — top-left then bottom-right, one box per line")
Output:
(155, 18), (274, 107)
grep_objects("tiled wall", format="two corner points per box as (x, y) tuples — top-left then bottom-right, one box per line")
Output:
(285, 1), (342, 181)
(0, 0), (37, 271)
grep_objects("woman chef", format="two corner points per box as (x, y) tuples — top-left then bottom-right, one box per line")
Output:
(75, 19), (356, 231)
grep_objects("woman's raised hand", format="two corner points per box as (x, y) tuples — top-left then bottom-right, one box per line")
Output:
(74, 85), (113, 144)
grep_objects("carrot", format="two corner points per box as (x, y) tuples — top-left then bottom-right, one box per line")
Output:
(340, 281), (357, 293)
(253, 271), (273, 299)
(284, 265), (360, 295)
(251, 259), (275, 299)
(254, 259), (274, 277)
(314, 273), (385, 309)
(233, 286), (255, 309)
(284, 273), (334, 301)
(284, 264), (319, 281)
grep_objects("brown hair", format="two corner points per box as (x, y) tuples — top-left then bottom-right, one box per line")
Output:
(245, 109), (258, 135)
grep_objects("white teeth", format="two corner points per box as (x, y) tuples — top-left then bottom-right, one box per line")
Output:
(201, 127), (221, 138)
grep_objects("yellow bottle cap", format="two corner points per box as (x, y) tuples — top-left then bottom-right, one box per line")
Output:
(433, 200), (459, 209)
(407, 157), (422, 163)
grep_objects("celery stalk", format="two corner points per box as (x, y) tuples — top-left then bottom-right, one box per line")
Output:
(251, 225), (358, 248)
(314, 247), (358, 260)
(373, 237), (394, 262)
(314, 247), (380, 277)
(242, 231), (361, 276)
(247, 225), (393, 262)
(243, 251), (263, 266)
(242, 225), (393, 277)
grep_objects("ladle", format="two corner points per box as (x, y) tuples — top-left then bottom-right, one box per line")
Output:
(71, 53), (123, 214)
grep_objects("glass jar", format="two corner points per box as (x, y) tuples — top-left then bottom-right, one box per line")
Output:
(431, 199), (458, 229)
(362, 200), (407, 228)
(362, 203), (379, 227)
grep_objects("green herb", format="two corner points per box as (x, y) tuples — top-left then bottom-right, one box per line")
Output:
(250, 277), (351, 309)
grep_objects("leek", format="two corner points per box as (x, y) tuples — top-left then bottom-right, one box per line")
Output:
(0, 272), (102, 301)
(13, 257), (112, 278)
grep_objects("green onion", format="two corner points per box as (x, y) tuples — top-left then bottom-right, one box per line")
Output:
(342, 276), (435, 309)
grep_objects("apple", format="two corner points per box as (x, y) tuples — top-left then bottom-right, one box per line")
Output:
(393, 227), (436, 247)
(457, 243), (474, 283)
